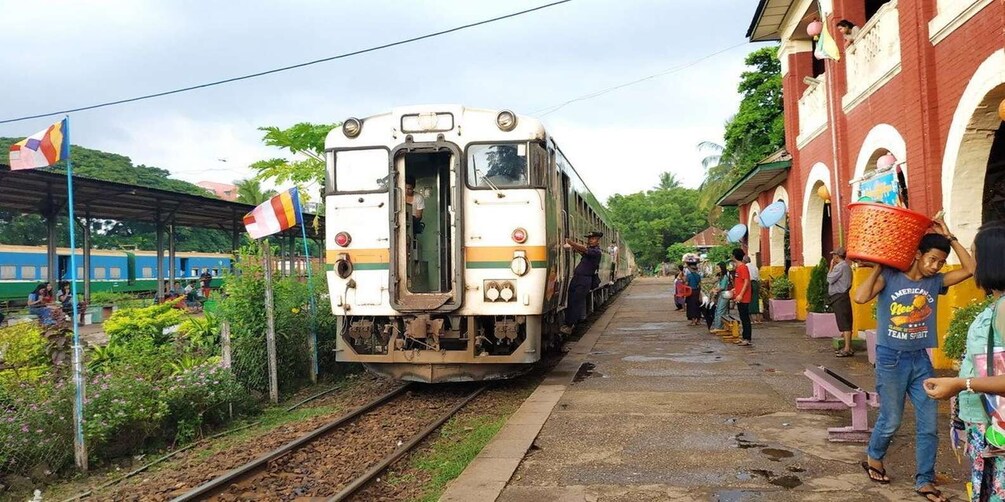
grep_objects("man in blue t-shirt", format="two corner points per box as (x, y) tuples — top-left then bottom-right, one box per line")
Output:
(853, 217), (974, 501)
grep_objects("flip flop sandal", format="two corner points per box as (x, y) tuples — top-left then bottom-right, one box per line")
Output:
(836, 350), (854, 357)
(860, 461), (890, 484)
(915, 486), (948, 502)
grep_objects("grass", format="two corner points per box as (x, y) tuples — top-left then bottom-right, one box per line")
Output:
(411, 414), (508, 502)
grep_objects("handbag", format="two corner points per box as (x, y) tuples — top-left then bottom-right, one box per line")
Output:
(976, 302), (1005, 450)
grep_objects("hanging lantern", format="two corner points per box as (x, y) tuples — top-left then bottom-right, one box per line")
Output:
(998, 98), (1005, 121)
(807, 20), (823, 39)
(877, 152), (897, 171)
(817, 184), (831, 202)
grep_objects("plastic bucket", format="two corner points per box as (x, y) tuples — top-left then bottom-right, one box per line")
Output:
(846, 202), (931, 271)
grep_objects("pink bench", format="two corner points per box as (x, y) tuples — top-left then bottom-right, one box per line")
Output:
(796, 365), (879, 442)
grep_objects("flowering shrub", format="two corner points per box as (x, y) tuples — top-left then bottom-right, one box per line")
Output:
(83, 373), (168, 456)
(103, 301), (186, 346)
(0, 322), (47, 370)
(0, 378), (75, 473)
(163, 363), (254, 443)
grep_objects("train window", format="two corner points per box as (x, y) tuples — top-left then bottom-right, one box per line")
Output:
(142, 267), (153, 278)
(109, 267), (122, 279)
(332, 149), (390, 193)
(1, 266), (15, 279)
(94, 268), (106, 279)
(22, 266), (36, 280)
(39, 267), (47, 279)
(467, 144), (528, 188)
(529, 143), (548, 188)
(77, 267), (84, 279)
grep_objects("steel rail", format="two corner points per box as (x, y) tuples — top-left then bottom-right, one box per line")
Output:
(328, 385), (487, 502)
(170, 383), (412, 502)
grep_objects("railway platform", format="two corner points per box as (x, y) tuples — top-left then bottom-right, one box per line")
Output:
(441, 277), (969, 501)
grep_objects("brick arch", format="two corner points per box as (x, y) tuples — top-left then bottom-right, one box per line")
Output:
(770, 186), (789, 267)
(802, 162), (832, 265)
(747, 200), (762, 265)
(852, 123), (908, 193)
(942, 49), (1005, 263)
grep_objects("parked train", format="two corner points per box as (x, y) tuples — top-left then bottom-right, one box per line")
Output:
(325, 105), (635, 383)
(0, 245), (231, 301)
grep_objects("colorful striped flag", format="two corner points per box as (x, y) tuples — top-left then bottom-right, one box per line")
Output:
(243, 187), (304, 239)
(8, 118), (69, 170)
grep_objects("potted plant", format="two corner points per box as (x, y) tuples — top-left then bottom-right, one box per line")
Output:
(768, 274), (796, 321)
(805, 258), (840, 338)
(943, 296), (993, 369)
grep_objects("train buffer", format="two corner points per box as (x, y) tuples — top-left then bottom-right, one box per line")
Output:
(796, 365), (879, 443)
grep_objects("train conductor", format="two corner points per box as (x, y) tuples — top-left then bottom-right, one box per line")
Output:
(560, 231), (603, 335)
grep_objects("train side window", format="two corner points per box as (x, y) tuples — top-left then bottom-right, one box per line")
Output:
(0, 266), (14, 279)
(22, 266), (36, 280)
(77, 267), (84, 279)
(142, 267), (153, 278)
(332, 148), (391, 193)
(530, 143), (548, 188)
(94, 268), (106, 279)
(109, 267), (122, 279)
(39, 267), (47, 279)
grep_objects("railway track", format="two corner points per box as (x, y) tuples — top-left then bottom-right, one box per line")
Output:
(170, 383), (486, 501)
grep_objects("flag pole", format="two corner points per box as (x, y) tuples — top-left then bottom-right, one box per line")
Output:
(64, 116), (87, 471)
(297, 200), (318, 382)
(262, 237), (279, 403)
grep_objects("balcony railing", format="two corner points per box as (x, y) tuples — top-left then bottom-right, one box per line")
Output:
(843, 0), (901, 111)
(797, 72), (828, 147)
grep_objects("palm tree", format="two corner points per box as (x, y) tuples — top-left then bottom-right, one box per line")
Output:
(654, 172), (682, 190)
(697, 141), (745, 209)
(235, 178), (277, 206)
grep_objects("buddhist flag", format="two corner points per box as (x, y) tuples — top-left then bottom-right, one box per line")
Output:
(243, 187), (303, 239)
(9, 119), (69, 170)
(814, 16), (841, 61)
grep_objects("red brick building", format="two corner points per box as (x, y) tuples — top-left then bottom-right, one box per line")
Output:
(728, 0), (1004, 366)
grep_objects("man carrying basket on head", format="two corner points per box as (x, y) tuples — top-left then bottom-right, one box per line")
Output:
(853, 216), (975, 502)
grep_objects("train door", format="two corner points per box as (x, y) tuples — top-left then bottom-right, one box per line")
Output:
(559, 172), (572, 308)
(390, 142), (462, 312)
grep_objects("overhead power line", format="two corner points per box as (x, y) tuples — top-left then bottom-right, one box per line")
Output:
(533, 41), (749, 117)
(0, 0), (571, 125)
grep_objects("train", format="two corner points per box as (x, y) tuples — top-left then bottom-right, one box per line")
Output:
(0, 244), (231, 301)
(325, 105), (635, 383)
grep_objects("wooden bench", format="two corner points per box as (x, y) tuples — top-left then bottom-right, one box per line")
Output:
(796, 365), (879, 442)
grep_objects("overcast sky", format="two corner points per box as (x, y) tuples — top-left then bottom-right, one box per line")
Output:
(1, 0), (770, 203)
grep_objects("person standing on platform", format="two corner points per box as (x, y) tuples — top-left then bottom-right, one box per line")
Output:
(828, 247), (855, 357)
(853, 217), (974, 502)
(732, 249), (753, 345)
(200, 269), (213, 298)
(560, 231), (603, 335)
(684, 257), (703, 326)
(743, 256), (762, 323)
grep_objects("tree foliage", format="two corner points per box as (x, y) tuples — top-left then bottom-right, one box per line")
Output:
(235, 178), (278, 205)
(606, 172), (707, 272)
(251, 122), (339, 195)
(698, 46), (784, 222)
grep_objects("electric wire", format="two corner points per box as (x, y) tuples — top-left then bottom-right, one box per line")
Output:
(0, 0), (571, 125)
(532, 41), (749, 117)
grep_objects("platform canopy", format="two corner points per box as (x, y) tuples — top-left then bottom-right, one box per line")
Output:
(715, 151), (791, 207)
(0, 164), (323, 240)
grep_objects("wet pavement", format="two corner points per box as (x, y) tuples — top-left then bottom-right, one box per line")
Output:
(489, 277), (968, 501)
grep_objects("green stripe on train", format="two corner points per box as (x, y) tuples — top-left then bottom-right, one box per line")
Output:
(0, 278), (226, 302)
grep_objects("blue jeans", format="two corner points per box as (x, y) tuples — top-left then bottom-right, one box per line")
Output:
(867, 344), (937, 488)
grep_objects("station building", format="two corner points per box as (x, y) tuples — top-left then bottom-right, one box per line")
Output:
(722, 0), (1005, 367)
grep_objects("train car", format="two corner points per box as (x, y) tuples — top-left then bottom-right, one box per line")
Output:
(0, 245), (231, 301)
(325, 105), (635, 383)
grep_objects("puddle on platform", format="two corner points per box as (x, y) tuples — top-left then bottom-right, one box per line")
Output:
(622, 354), (727, 364)
(734, 433), (767, 449)
(617, 322), (672, 331)
(573, 362), (598, 382)
(715, 490), (760, 501)
(741, 469), (803, 489)
(761, 447), (795, 461)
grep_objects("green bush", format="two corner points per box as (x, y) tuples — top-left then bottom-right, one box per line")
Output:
(103, 301), (186, 346)
(88, 291), (135, 305)
(770, 275), (794, 300)
(943, 295), (992, 361)
(84, 373), (168, 457)
(0, 377), (75, 473)
(177, 311), (221, 355)
(807, 258), (830, 313)
(163, 362), (256, 443)
(0, 323), (47, 370)
(666, 243), (697, 263)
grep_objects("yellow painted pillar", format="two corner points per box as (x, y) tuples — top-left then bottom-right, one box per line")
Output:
(789, 266), (811, 320)
(933, 265), (983, 370)
(850, 267), (878, 337)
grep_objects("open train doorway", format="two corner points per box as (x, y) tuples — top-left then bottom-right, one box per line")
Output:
(391, 145), (462, 312)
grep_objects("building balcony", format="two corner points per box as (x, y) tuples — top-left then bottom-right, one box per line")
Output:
(930, 0), (994, 45)
(797, 72), (828, 148)
(842, 0), (902, 111)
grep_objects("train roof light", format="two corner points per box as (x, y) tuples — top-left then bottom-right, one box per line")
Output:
(342, 118), (362, 138)
(496, 110), (517, 131)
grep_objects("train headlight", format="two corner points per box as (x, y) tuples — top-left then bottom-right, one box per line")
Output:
(496, 110), (517, 131)
(499, 282), (515, 302)
(485, 281), (500, 302)
(510, 253), (528, 276)
(342, 118), (362, 138)
(335, 232), (351, 247)
(511, 227), (527, 244)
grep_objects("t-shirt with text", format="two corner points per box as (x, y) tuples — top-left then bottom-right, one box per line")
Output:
(875, 268), (945, 350)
